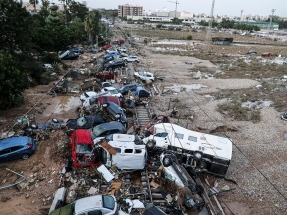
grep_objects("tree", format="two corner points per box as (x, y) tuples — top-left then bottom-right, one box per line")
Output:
(29, 0), (39, 12)
(68, 1), (89, 22)
(84, 10), (102, 44)
(0, 0), (33, 53)
(0, 51), (28, 109)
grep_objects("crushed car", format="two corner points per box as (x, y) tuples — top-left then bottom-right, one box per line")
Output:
(70, 129), (97, 168)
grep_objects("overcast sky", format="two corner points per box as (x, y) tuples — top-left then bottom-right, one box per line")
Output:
(80, 0), (286, 17)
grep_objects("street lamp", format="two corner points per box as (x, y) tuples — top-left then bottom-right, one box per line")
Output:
(269, 9), (276, 33)
(240, 10), (244, 24)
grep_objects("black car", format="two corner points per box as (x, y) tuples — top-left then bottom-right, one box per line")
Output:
(118, 83), (139, 95)
(66, 115), (105, 130)
(103, 102), (127, 127)
(104, 59), (126, 69)
(70, 47), (84, 54)
(91, 121), (126, 139)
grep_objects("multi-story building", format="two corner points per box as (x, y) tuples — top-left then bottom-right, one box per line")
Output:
(118, 4), (143, 17)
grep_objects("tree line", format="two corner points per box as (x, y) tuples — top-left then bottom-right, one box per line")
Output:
(0, 0), (107, 109)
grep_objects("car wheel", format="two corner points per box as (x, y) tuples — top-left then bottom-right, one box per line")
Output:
(135, 60), (139, 63)
(146, 140), (156, 150)
(162, 156), (173, 167)
(22, 154), (29, 160)
(194, 151), (203, 161)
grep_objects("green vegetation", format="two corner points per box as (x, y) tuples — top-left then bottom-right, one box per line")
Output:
(218, 101), (261, 122)
(0, 0), (107, 109)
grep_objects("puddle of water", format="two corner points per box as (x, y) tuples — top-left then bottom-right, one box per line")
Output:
(155, 47), (188, 52)
(241, 100), (273, 109)
(152, 39), (202, 45)
(165, 84), (207, 93)
(42, 96), (82, 117)
(54, 96), (82, 114)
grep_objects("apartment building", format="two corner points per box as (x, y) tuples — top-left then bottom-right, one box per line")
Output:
(118, 4), (143, 17)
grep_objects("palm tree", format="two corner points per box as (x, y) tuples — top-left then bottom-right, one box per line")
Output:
(84, 10), (101, 44)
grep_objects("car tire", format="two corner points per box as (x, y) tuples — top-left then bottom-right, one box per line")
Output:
(162, 156), (173, 167)
(193, 151), (203, 161)
(22, 154), (29, 160)
(135, 60), (139, 63)
(146, 140), (156, 150)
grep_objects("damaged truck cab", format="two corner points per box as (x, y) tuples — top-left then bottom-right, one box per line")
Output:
(143, 123), (232, 177)
(95, 134), (147, 170)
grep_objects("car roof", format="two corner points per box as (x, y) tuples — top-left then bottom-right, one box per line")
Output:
(74, 195), (103, 214)
(104, 87), (116, 90)
(0, 136), (31, 150)
(97, 121), (125, 130)
(73, 129), (93, 144)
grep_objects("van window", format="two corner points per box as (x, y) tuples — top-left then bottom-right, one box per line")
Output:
(155, 132), (168, 137)
(124, 149), (133, 153)
(135, 149), (142, 154)
(175, 133), (184, 139)
(188, 136), (197, 142)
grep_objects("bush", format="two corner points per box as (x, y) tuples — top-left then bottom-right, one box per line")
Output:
(186, 35), (193, 40)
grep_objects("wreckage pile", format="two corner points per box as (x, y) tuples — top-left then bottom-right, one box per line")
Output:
(0, 32), (235, 215)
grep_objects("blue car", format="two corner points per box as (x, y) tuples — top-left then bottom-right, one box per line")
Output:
(0, 136), (36, 163)
(103, 51), (118, 60)
(132, 86), (150, 98)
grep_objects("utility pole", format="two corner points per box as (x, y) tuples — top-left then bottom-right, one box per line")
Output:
(240, 10), (244, 24)
(168, 0), (179, 19)
(205, 0), (216, 45)
(269, 9), (276, 34)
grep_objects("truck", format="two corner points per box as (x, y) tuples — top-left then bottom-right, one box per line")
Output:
(142, 123), (232, 177)
(95, 134), (146, 170)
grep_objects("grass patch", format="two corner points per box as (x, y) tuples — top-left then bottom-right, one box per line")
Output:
(218, 101), (261, 122)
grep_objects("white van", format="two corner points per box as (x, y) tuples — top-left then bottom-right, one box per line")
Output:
(142, 123), (232, 176)
(96, 138), (146, 170)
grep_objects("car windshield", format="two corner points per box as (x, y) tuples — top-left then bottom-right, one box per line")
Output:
(139, 71), (148, 76)
(76, 144), (92, 153)
(102, 195), (115, 210)
(92, 126), (103, 137)
(109, 89), (118, 94)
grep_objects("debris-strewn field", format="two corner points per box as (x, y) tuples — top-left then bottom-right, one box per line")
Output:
(1, 23), (287, 215)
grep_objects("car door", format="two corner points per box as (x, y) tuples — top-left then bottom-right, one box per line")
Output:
(153, 132), (169, 148)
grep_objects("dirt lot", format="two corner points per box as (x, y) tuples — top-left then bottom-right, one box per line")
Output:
(1, 24), (287, 215)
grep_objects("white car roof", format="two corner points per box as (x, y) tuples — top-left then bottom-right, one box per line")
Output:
(74, 195), (103, 214)
(103, 87), (116, 90)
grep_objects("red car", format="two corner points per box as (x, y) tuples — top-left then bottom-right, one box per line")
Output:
(112, 39), (125, 45)
(261, 52), (272, 57)
(95, 71), (117, 80)
(100, 44), (112, 51)
(98, 95), (123, 107)
(70, 129), (98, 168)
